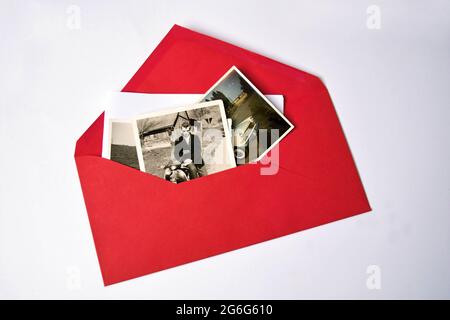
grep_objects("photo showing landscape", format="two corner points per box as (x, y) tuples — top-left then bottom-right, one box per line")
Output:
(109, 121), (140, 170)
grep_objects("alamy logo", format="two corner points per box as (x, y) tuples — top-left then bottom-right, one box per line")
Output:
(66, 5), (81, 30)
(366, 5), (381, 30)
(366, 265), (382, 290)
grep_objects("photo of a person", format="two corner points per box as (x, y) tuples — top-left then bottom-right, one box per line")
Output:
(133, 100), (236, 183)
(173, 121), (205, 179)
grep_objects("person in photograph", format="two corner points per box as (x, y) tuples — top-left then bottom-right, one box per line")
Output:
(173, 121), (206, 179)
(135, 101), (235, 183)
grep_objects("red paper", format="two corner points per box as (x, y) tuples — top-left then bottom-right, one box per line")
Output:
(75, 25), (371, 285)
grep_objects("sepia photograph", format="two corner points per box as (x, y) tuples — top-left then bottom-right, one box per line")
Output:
(202, 66), (294, 164)
(107, 120), (140, 170)
(133, 100), (236, 183)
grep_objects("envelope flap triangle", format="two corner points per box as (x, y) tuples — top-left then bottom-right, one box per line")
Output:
(75, 112), (104, 157)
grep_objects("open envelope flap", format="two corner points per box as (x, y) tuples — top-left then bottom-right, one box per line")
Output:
(122, 24), (370, 216)
(74, 25), (371, 285)
(123, 25), (366, 182)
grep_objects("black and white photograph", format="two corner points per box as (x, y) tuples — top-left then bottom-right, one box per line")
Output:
(133, 100), (235, 183)
(107, 120), (140, 170)
(202, 66), (294, 164)
(3, 0), (450, 302)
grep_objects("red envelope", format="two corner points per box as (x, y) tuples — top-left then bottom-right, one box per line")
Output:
(75, 25), (371, 286)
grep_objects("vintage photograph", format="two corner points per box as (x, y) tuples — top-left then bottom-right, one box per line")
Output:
(133, 100), (236, 183)
(201, 66), (294, 164)
(107, 120), (140, 170)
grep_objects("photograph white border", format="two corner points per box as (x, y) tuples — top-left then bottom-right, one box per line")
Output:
(200, 66), (294, 162)
(101, 92), (285, 159)
(105, 119), (135, 160)
(132, 100), (236, 173)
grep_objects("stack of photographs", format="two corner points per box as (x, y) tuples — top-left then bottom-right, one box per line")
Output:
(106, 66), (294, 184)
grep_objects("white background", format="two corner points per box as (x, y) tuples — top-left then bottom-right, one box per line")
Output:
(0, 0), (449, 299)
